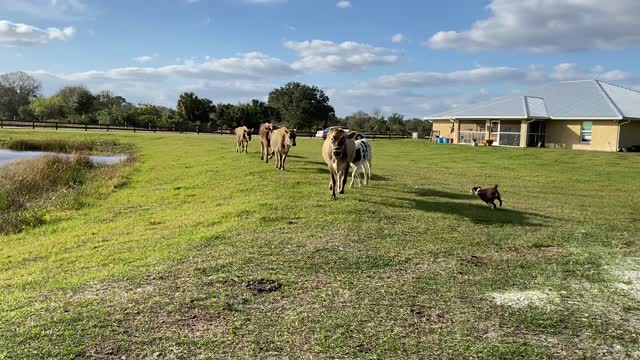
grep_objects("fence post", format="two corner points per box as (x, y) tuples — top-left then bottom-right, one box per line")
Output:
(196, 126), (200, 135)
(106, 124), (109, 132)
(1, 119), (3, 128)
(133, 127), (136, 133)
(85, 124), (88, 131)
(56, 122), (58, 130)
(32, 121), (35, 129)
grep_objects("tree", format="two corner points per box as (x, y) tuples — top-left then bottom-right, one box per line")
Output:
(134, 104), (163, 128)
(268, 82), (334, 131)
(96, 103), (135, 126)
(387, 113), (406, 133)
(0, 72), (41, 119)
(29, 96), (65, 120)
(56, 86), (95, 122)
(345, 111), (371, 131)
(176, 92), (214, 126)
(95, 91), (127, 112)
(406, 118), (433, 134)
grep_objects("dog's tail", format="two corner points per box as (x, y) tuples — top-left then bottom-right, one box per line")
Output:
(494, 184), (499, 189)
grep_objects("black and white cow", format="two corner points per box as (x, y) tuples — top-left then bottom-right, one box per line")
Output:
(349, 139), (372, 188)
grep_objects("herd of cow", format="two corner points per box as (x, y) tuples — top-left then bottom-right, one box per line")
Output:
(235, 123), (373, 199)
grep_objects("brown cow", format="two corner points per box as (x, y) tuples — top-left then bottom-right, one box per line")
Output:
(259, 122), (275, 163)
(322, 128), (357, 199)
(270, 128), (297, 170)
(234, 126), (252, 153)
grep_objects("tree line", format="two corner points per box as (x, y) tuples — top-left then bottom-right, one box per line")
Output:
(1, 71), (430, 134)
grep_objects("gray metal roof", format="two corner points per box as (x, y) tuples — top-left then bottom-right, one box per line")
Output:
(426, 80), (640, 120)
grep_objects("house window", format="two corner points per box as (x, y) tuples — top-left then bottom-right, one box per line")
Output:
(581, 121), (592, 143)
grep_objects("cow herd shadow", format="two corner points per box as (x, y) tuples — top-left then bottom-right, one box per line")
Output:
(279, 154), (552, 226)
(361, 187), (556, 226)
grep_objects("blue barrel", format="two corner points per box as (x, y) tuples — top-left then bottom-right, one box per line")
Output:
(444, 138), (450, 144)
(438, 137), (443, 143)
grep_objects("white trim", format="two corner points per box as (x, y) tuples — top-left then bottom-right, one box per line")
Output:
(548, 117), (620, 120)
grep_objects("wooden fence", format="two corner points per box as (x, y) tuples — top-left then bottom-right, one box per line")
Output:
(0, 120), (414, 139)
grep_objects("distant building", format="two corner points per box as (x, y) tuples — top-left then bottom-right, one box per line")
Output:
(425, 80), (640, 151)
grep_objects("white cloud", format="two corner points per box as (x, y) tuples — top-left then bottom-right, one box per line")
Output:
(0, 0), (89, 20)
(336, 1), (351, 8)
(0, 20), (74, 46)
(391, 33), (404, 43)
(365, 66), (528, 89)
(132, 53), (159, 64)
(27, 52), (299, 106)
(285, 40), (399, 72)
(427, 0), (640, 52)
(551, 63), (631, 82)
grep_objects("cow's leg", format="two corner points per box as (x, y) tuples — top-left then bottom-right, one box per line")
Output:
(349, 164), (356, 189)
(339, 165), (348, 194)
(236, 140), (240, 153)
(282, 152), (288, 171)
(260, 142), (264, 160)
(330, 168), (337, 199)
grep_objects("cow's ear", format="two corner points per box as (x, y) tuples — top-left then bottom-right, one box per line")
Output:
(347, 131), (357, 139)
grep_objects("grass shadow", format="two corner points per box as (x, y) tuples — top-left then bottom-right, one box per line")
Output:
(415, 199), (544, 225)
(415, 188), (473, 200)
(371, 174), (391, 181)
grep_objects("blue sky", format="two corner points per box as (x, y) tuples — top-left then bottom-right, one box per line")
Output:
(1, 0), (640, 117)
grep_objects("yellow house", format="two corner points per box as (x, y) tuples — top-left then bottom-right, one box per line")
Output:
(425, 80), (640, 152)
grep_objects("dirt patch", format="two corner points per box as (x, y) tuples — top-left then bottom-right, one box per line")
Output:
(490, 290), (559, 309)
(460, 255), (488, 267)
(245, 279), (282, 295)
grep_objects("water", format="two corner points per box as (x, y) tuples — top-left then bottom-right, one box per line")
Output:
(0, 149), (126, 166)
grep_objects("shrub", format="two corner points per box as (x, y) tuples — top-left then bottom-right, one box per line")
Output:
(4, 139), (95, 153)
(0, 155), (94, 234)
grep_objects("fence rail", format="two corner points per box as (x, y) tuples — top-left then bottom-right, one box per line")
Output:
(0, 120), (416, 140)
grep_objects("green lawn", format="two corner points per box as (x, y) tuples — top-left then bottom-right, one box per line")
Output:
(1, 129), (640, 359)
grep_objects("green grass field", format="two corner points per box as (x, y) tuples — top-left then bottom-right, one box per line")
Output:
(1, 129), (640, 359)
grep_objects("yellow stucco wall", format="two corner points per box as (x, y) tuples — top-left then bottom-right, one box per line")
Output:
(619, 121), (640, 148)
(432, 120), (456, 141)
(545, 120), (619, 152)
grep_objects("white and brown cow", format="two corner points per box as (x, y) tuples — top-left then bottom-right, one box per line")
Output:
(350, 139), (372, 188)
(234, 126), (252, 153)
(270, 127), (297, 171)
(322, 128), (357, 199)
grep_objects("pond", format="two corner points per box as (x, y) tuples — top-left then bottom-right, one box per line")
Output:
(0, 149), (126, 166)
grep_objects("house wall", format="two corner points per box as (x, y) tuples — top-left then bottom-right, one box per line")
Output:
(432, 120), (457, 142)
(619, 121), (640, 148)
(545, 120), (618, 151)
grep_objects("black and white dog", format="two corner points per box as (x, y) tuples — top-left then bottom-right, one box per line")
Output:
(350, 139), (372, 188)
(471, 185), (503, 209)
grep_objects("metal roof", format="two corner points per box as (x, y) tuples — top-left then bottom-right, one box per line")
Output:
(426, 80), (640, 120)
